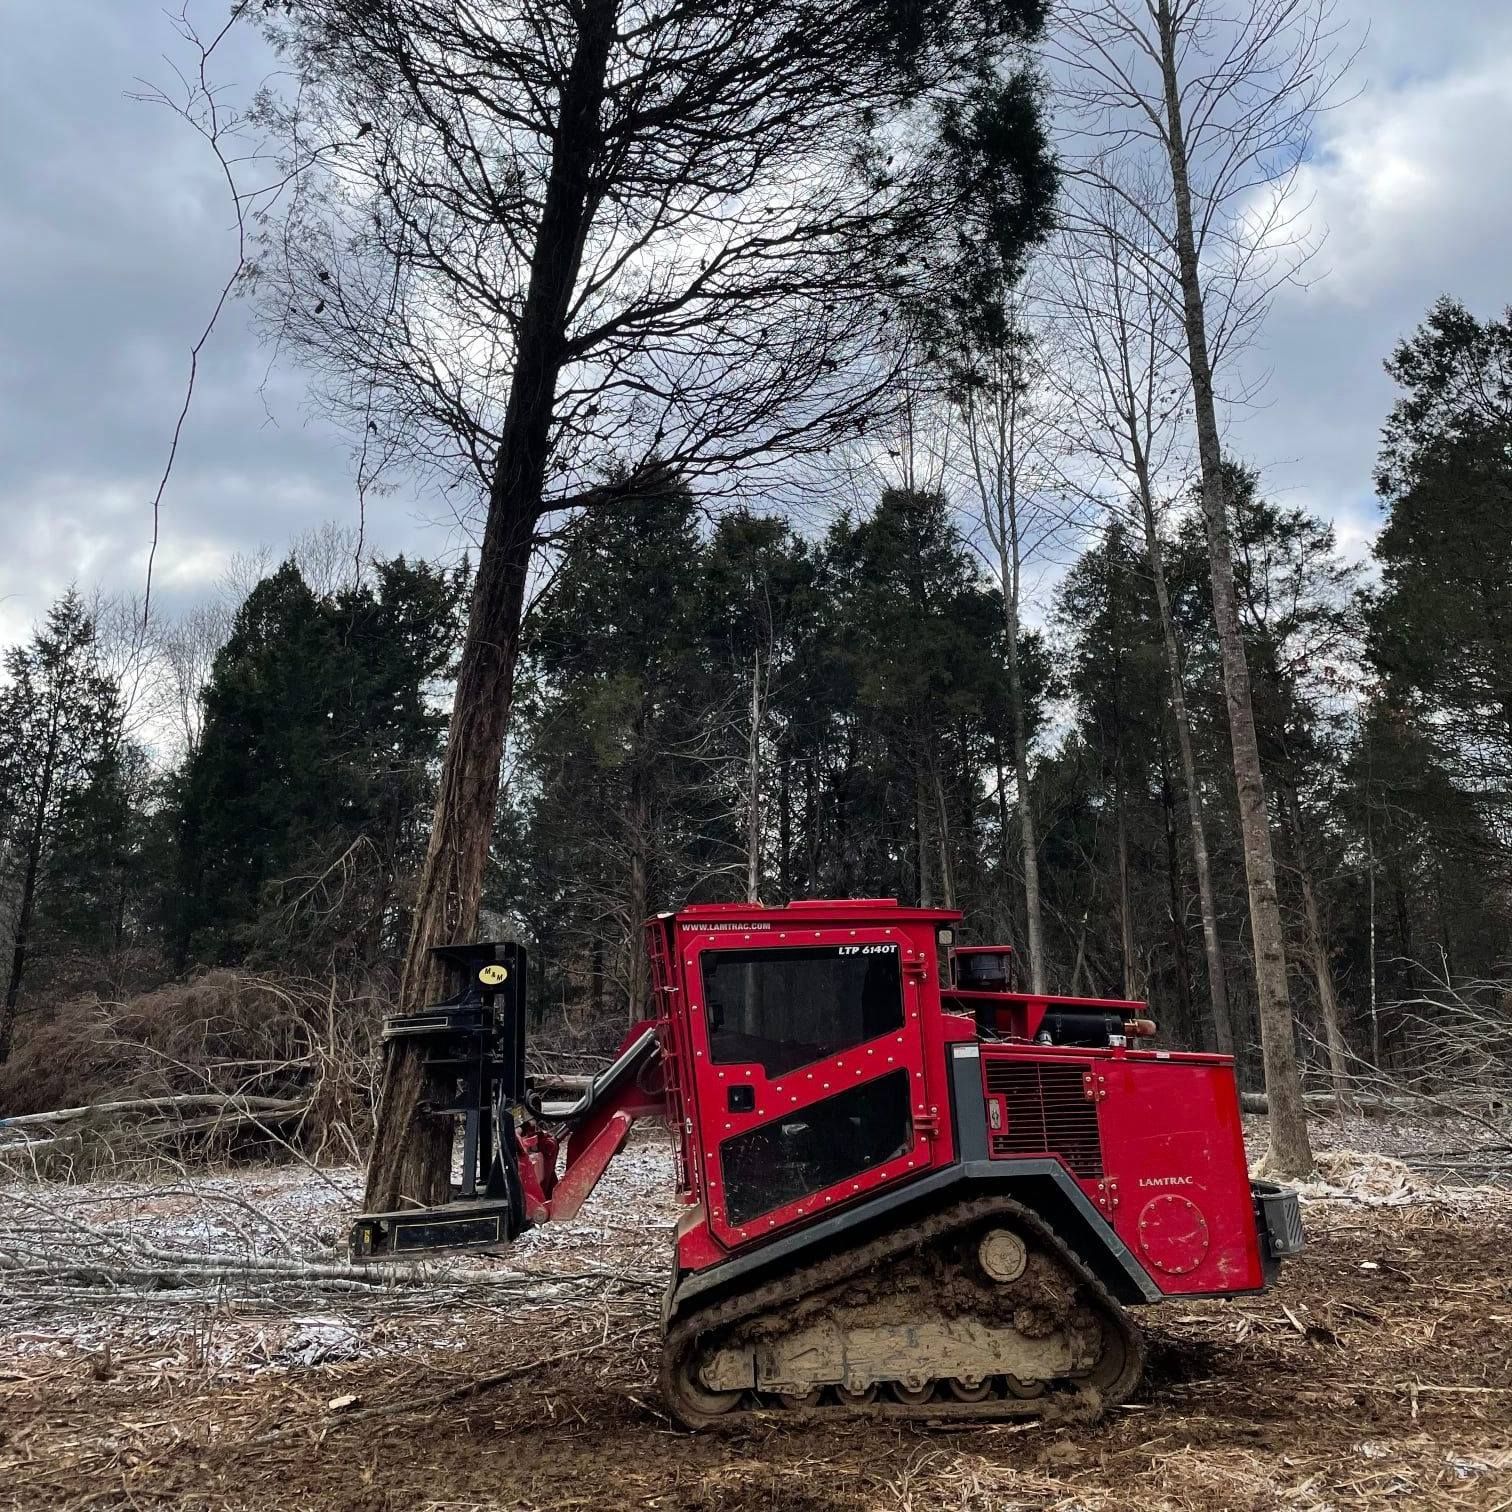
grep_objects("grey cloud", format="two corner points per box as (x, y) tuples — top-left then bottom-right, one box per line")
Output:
(1, 0), (1509, 644)
(1225, 0), (1512, 554)
(0, 1), (436, 646)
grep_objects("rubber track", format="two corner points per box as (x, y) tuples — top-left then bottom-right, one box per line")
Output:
(660, 1195), (1145, 1430)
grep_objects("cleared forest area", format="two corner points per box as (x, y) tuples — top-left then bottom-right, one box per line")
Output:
(3, 1124), (1510, 1512)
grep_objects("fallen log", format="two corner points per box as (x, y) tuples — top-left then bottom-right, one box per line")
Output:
(6, 1106), (310, 1149)
(531, 1073), (595, 1094)
(1241, 1090), (1487, 1117)
(0, 1095), (305, 1131)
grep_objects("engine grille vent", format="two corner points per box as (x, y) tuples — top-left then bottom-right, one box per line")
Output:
(984, 1059), (1104, 1179)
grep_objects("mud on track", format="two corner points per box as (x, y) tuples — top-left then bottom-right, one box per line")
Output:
(3, 1140), (1511, 1510)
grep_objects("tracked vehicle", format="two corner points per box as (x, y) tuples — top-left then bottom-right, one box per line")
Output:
(352, 899), (1302, 1426)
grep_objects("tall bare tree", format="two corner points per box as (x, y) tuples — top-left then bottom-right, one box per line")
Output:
(946, 304), (1075, 994)
(1052, 0), (1353, 1174)
(255, 0), (1056, 1207)
(1048, 176), (1235, 1055)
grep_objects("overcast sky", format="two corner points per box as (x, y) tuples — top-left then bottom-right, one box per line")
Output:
(2, 1), (1510, 652)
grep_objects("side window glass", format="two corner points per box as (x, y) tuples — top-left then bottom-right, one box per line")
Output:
(721, 1071), (912, 1224)
(703, 944), (904, 1078)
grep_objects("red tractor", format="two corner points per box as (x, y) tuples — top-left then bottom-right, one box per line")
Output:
(352, 899), (1302, 1426)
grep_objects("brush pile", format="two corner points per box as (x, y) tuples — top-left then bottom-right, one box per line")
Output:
(0, 971), (385, 1176)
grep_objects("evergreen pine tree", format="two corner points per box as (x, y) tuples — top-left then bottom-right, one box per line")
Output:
(172, 558), (464, 967)
(0, 591), (126, 1058)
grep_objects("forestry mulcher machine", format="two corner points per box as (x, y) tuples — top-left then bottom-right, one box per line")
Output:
(352, 899), (1303, 1427)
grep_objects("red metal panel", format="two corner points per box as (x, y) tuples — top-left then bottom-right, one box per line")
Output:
(674, 913), (956, 1253)
(1097, 1052), (1264, 1295)
(978, 1043), (1263, 1296)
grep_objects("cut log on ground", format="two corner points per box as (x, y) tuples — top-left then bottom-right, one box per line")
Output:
(0, 1095), (307, 1131)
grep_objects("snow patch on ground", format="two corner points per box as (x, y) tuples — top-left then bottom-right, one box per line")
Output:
(1244, 1110), (1510, 1207)
(6, 1114), (1506, 1387)
(0, 1127), (681, 1382)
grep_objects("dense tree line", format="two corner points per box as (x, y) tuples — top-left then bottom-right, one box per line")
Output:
(2, 300), (1508, 1104)
(0, 554), (467, 1057)
(480, 302), (1512, 1079)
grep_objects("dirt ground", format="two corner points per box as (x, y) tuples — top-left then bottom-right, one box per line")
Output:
(3, 1127), (1511, 1511)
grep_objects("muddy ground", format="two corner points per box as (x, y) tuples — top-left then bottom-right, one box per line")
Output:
(2, 1129), (1510, 1511)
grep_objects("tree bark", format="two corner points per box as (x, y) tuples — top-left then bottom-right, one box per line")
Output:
(364, 0), (619, 1212)
(1132, 457), (1236, 1056)
(1002, 588), (1047, 992)
(932, 760), (957, 910)
(991, 735), (1017, 947)
(914, 754), (935, 907)
(0, 1094), (306, 1128)
(971, 358), (1048, 993)
(746, 654), (762, 903)
(1115, 777), (1136, 1001)
(626, 773), (651, 1025)
(778, 756), (792, 901)
(1367, 827), (1381, 1069)
(2, 817), (44, 1058)
(1069, 903), (1092, 997)
(804, 760), (820, 896)
(1155, 0), (1312, 1174)
(1158, 735), (1197, 1042)
(1282, 784), (1349, 1114)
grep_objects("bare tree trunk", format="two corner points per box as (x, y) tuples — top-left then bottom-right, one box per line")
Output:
(778, 756), (792, 901)
(1002, 593), (1047, 992)
(805, 760), (820, 896)
(991, 736), (1017, 946)
(1368, 832), (1381, 1068)
(932, 761), (957, 911)
(626, 779), (651, 1025)
(914, 755), (936, 908)
(1282, 785), (1349, 1113)
(746, 654), (762, 903)
(1069, 904), (1092, 997)
(364, 0), (618, 1212)
(1116, 778), (1136, 1001)
(1155, 0), (1311, 1174)
(1, 824), (44, 1061)
(1158, 735), (1197, 1041)
(1, 701), (61, 1063)
(1133, 461), (1236, 1055)
(955, 327), (1056, 992)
